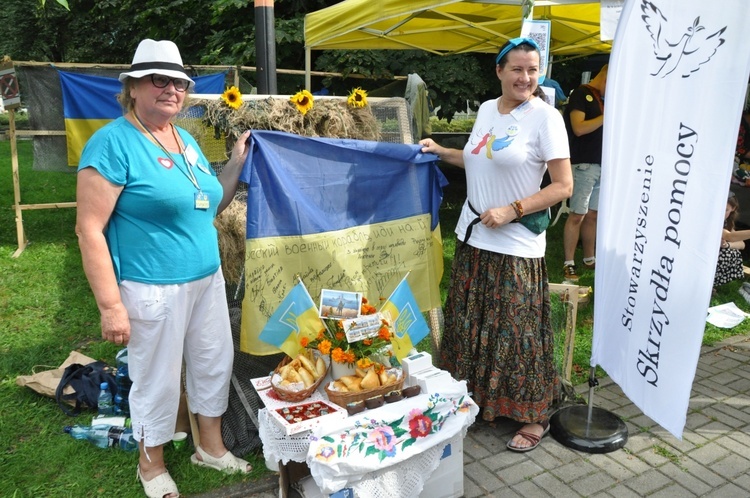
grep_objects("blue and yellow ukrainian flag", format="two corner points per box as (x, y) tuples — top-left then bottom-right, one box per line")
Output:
(380, 277), (430, 362)
(240, 130), (447, 355)
(58, 71), (226, 166)
(258, 281), (323, 359)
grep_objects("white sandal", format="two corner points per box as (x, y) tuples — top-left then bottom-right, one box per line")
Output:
(190, 445), (251, 474)
(137, 465), (179, 498)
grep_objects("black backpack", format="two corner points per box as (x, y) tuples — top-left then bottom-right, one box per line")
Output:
(55, 361), (118, 416)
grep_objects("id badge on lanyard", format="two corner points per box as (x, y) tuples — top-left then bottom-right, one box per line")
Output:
(195, 191), (210, 210)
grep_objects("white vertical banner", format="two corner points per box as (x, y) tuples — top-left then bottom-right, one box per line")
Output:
(600, 0), (625, 42)
(592, 0), (750, 439)
(521, 20), (551, 80)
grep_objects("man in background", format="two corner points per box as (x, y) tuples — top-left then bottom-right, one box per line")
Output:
(562, 64), (608, 282)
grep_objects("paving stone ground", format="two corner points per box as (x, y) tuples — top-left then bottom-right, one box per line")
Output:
(198, 335), (750, 498)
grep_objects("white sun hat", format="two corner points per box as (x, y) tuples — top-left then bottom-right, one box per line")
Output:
(118, 39), (195, 90)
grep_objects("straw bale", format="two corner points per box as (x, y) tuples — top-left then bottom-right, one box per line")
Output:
(196, 97), (380, 141)
(215, 194), (247, 285)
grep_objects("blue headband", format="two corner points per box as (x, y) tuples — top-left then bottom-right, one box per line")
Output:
(495, 37), (545, 84)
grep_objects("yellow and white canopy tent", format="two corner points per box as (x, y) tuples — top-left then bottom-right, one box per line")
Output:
(304, 0), (613, 88)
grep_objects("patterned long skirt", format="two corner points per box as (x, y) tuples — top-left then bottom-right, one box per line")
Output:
(440, 241), (556, 424)
(714, 247), (744, 287)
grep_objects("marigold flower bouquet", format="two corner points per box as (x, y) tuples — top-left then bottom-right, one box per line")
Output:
(303, 297), (393, 370)
(304, 296), (404, 407)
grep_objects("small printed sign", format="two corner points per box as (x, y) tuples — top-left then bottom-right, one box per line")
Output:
(342, 313), (383, 343)
(0, 62), (21, 109)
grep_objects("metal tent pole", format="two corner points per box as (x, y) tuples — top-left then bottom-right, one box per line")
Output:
(254, 0), (278, 95)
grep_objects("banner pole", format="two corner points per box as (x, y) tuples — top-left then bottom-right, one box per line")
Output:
(10, 108), (28, 258)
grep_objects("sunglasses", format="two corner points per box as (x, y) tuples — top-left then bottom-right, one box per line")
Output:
(150, 74), (189, 92)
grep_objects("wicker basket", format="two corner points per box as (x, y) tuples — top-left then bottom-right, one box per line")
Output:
(270, 354), (329, 403)
(325, 372), (404, 409)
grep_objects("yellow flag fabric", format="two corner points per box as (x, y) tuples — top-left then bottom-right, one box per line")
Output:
(257, 281), (323, 359)
(380, 278), (431, 362)
(239, 131), (446, 355)
(58, 71), (227, 166)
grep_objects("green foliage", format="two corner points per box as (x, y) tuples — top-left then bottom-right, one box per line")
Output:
(0, 1), (596, 122)
(315, 50), (495, 120)
(316, 51), (394, 82)
(41, 0), (70, 10)
(386, 52), (494, 121)
(0, 111), (29, 131)
(429, 117), (475, 133)
(380, 118), (400, 133)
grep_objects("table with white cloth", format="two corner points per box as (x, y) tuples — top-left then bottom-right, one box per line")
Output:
(259, 380), (478, 498)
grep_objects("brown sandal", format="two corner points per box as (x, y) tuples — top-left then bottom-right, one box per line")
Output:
(506, 420), (550, 452)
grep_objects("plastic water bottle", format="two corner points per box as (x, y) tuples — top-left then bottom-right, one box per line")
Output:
(64, 424), (138, 451)
(115, 348), (131, 415)
(115, 369), (131, 397)
(114, 394), (130, 417)
(97, 382), (114, 416)
(115, 348), (129, 379)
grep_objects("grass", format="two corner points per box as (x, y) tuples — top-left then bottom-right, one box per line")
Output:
(0, 110), (30, 132)
(1, 138), (748, 496)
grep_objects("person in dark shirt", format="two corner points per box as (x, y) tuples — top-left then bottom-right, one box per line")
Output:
(562, 64), (607, 282)
(736, 106), (750, 165)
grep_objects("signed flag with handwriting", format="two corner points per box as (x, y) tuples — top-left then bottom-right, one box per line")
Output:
(380, 277), (430, 361)
(58, 71), (226, 166)
(258, 281), (323, 359)
(591, 0), (750, 438)
(240, 130), (446, 355)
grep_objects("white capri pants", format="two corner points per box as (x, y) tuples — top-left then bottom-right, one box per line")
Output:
(120, 269), (233, 447)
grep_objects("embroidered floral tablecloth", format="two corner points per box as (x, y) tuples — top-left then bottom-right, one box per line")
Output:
(260, 381), (477, 497)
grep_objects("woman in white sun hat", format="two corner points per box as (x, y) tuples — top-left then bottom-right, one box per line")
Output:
(76, 39), (251, 498)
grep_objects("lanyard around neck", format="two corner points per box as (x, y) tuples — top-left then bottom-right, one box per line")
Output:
(132, 112), (201, 191)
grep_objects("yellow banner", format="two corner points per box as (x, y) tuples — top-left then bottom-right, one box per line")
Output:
(65, 118), (111, 166)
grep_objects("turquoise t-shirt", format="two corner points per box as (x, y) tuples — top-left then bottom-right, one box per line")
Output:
(79, 116), (222, 284)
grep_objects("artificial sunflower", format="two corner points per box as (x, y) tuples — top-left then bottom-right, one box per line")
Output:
(291, 90), (314, 115)
(347, 88), (368, 108)
(221, 86), (242, 110)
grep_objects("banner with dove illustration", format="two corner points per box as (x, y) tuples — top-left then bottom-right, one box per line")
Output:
(239, 131), (446, 355)
(592, 0), (750, 439)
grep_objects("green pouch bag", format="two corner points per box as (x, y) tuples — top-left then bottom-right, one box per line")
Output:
(515, 208), (551, 235)
(464, 202), (550, 243)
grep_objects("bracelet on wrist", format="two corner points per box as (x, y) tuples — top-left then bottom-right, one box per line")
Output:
(511, 200), (524, 220)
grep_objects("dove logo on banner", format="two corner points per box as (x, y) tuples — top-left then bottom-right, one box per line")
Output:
(640, 1), (726, 79)
(591, 0), (750, 439)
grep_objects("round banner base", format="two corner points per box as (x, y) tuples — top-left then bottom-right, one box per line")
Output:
(550, 404), (628, 454)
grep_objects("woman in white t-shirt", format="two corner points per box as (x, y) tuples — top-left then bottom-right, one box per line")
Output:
(420, 38), (572, 453)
